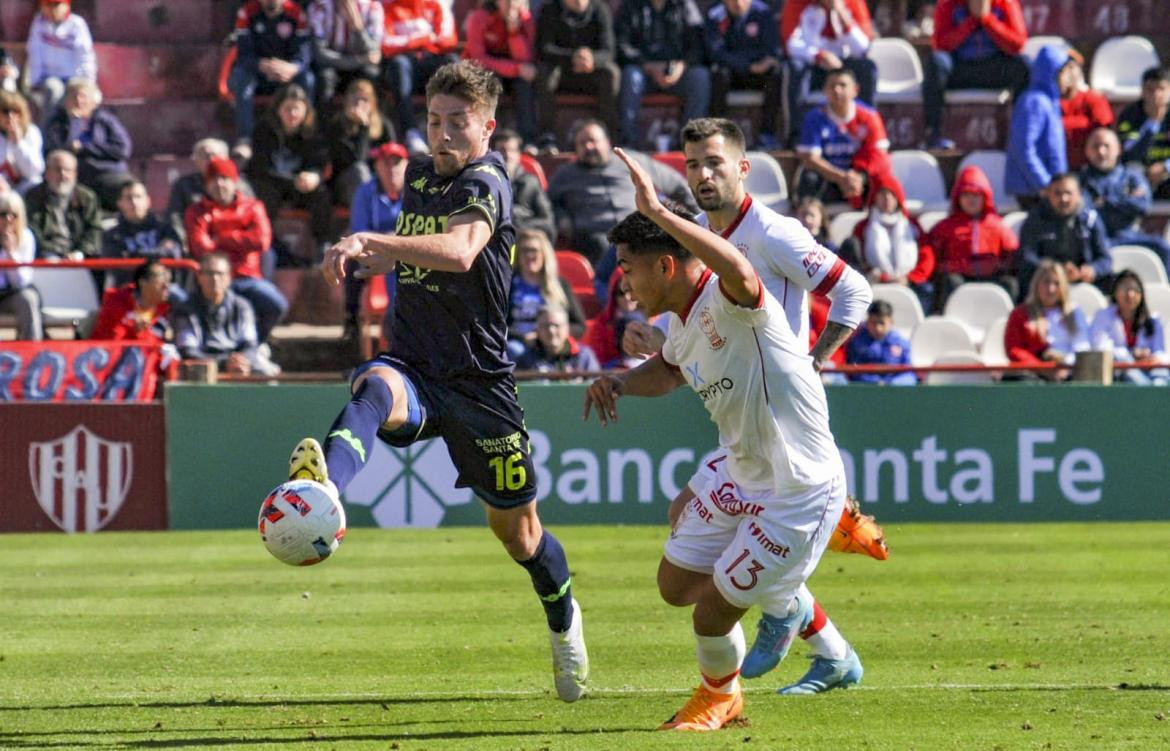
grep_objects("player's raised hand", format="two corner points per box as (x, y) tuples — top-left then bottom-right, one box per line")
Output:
(622, 320), (665, 358)
(583, 374), (624, 426)
(323, 234), (365, 286)
(613, 147), (663, 217)
(353, 251), (397, 279)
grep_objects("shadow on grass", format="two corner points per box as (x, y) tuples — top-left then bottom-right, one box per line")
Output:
(0, 727), (654, 748)
(0, 692), (659, 712)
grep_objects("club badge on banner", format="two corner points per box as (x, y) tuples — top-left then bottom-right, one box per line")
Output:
(0, 341), (163, 402)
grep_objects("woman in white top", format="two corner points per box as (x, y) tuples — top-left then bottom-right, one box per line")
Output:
(0, 190), (43, 340)
(1090, 269), (1169, 385)
(0, 91), (45, 194)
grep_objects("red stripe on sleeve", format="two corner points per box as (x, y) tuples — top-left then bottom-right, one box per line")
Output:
(812, 258), (846, 296)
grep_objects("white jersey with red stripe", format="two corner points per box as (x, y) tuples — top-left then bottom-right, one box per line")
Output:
(662, 269), (843, 503)
(698, 195), (849, 345)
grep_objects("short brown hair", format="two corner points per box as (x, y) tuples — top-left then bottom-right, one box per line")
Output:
(425, 60), (502, 117)
(680, 118), (746, 155)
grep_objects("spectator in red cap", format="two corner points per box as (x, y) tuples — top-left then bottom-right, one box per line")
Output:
(343, 140), (408, 345)
(184, 155), (289, 348)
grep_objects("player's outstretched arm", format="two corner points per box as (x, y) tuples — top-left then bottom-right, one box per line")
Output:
(613, 147), (760, 307)
(583, 356), (684, 426)
(322, 214), (492, 285)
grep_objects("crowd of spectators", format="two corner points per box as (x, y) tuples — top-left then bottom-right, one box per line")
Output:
(0, 0), (1168, 387)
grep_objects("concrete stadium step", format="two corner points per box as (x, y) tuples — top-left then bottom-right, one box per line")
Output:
(106, 97), (230, 160)
(268, 323), (364, 374)
(92, 0), (231, 45)
(95, 43), (221, 101)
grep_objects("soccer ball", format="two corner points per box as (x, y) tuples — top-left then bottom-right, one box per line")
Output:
(258, 479), (347, 566)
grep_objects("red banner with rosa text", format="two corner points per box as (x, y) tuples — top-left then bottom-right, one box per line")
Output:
(0, 341), (161, 402)
(0, 403), (168, 532)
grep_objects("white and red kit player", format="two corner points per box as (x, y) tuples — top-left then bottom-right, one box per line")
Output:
(620, 117), (872, 693)
(585, 147), (848, 729)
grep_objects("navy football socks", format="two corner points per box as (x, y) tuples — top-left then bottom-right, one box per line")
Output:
(323, 377), (394, 494)
(519, 531), (574, 632)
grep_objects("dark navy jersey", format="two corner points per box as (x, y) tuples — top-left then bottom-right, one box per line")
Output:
(388, 150), (516, 381)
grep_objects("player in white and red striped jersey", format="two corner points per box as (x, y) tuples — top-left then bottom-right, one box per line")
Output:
(620, 117), (871, 694)
(585, 148), (849, 729)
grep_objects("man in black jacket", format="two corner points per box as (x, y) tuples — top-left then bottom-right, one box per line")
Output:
(492, 128), (555, 242)
(535, 0), (621, 147)
(615, 0), (709, 150)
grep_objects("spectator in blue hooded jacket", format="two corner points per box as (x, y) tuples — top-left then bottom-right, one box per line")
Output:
(1079, 126), (1170, 273)
(846, 300), (918, 385)
(1005, 46), (1068, 209)
(1018, 172), (1111, 299)
(41, 78), (132, 211)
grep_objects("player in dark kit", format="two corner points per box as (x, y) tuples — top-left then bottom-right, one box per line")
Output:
(287, 60), (588, 701)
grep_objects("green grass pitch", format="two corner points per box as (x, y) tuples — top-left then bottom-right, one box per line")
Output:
(2, 522), (1169, 750)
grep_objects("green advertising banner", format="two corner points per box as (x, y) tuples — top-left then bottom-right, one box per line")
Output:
(166, 383), (1170, 529)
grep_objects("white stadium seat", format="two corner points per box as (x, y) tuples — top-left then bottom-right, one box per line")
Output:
(870, 38), (924, 103)
(1142, 282), (1170, 323)
(1001, 210), (1027, 238)
(744, 150), (789, 213)
(916, 210), (948, 233)
(956, 151), (1015, 213)
(1090, 36), (1160, 101)
(1069, 283), (1108, 318)
(943, 282), (1014, 346)
(909, 316), (977, 367)
(1110, 245), (1169, 285)
(34, 267), (101, 327)
(1023, 36), (1071, 64)
(926, 351), (995, 385)
(981, 316), (1010, 366)
(871, 283), (925, 339)
(828, 211), (866, 247)
(889, 150), (949, 214)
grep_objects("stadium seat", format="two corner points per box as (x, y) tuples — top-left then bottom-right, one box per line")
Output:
(916, 210), (947, 233)
(870, 38), (924, 103)
(889, 150), (948, 213)
(1110, 244), (1170, 285)
(1090, 36), (1160, 101)
(652, 151), (687, 178)
(945, 88), (1010, 105)
(1001, 210), (1027, 238)
(744, 151), (789, 213)
(829, 210), (865, 247)
(1069, 282), (1108, 318)
(870, 283), (924, 338)
(909, 316), (977, 366)
(33, 267), (101, 327)
(555, 250), (600, 318)
(956, 151), (1014, 212)
(925, 351), (994, 385)
(555, 250), (594, 288)
(943, 282), (1014, 346)
(359, 273), (389, 359)
(1022, 36), (1071, 64)
(518, 153), (548, 190)
(1143, 282), (1170, 322)
(981, 315), (1009, 366)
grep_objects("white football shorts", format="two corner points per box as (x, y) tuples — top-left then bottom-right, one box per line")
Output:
(664, 455), (846, 610)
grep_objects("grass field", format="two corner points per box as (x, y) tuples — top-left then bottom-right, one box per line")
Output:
(2, 522), (1169, 750)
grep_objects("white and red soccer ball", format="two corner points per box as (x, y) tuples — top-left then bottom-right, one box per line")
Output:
(259, 480), (347, 566)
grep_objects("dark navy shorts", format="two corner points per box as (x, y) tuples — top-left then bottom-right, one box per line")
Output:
(351, 355), (538, 509)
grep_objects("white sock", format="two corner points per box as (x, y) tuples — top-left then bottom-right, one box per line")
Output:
(695, 623), (745, 694)
(805, 619), (850, 660)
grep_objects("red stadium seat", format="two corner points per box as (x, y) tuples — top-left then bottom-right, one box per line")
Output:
(652, 151), (687, 177)
(217, 45), (236, 104)
(555, 250), (594, 289)
(518, 153), (548, 190)
(360, 274), (390, 359)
